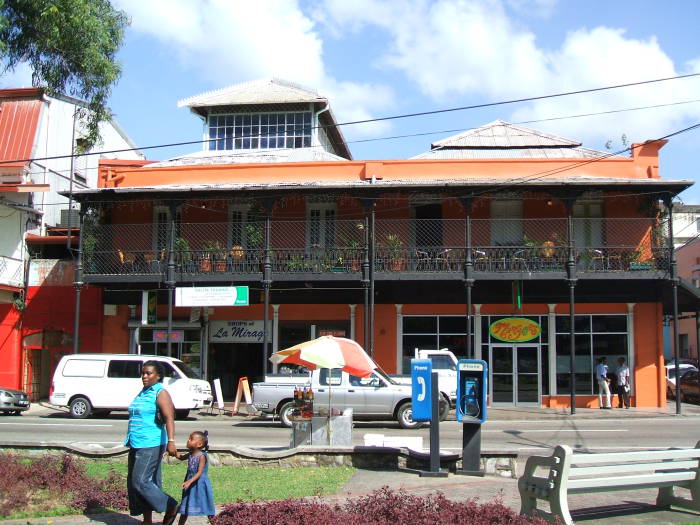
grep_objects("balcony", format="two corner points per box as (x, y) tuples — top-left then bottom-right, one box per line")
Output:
(80, 217), (669, 281)
(0, 255), (24, 289)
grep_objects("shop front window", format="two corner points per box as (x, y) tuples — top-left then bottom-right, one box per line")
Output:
(555, 314), (628, 396)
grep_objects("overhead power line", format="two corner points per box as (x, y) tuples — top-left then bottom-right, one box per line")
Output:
(0, 72), (698, 166)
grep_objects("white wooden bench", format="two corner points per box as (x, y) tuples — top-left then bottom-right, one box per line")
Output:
(518, 441), (700, 524)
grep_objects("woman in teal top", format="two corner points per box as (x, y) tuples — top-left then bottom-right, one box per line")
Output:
(125, 360), (180, 525)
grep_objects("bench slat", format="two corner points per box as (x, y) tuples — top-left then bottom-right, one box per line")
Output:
(568, 471), (696, 491)
(571, 448), (700, 465)
(571, 459), (700, 477)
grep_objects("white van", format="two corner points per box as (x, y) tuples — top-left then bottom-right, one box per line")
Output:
(50, 354), (213, 419)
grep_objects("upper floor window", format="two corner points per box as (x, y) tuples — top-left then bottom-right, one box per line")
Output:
(208, 112), (312, 151)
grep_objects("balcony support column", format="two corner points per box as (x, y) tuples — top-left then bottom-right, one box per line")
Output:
(361, 206), (371, 351)
(262, 200), (274, 374)
(565, 197), (578, 414)
(665, 196), (681, 415)
(369, 202), (376, 357)
(165, 202), (178, 357)
(462, 197), (474, 359)
(72, 207), (85, 354)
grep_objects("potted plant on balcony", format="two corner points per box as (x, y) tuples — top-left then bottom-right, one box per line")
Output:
(384, 234), (405, 271)
(174, 237), (191, 270)
(81, 233), (97, 272)
(204, 240), (227, 272)
(200, 240), (222, 272)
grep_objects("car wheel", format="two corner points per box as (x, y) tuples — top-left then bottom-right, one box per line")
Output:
(278, 401), (295, 428)
(397, 402), (423, 429)
(69, 396), (92, 419)
(175, 410), (190, 420)
(12, 410), (22, 416)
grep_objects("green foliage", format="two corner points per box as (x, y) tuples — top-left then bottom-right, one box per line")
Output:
(85, 462), (355, 504)
(0, 0), (129, 150)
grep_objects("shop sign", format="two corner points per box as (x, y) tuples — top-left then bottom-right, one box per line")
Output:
(175, 286), (249, 307)
(319, 329), (346, 337)
(489, 317), (541, 343)
(153, 330), (184, 343)
(209, 320), (269, 343)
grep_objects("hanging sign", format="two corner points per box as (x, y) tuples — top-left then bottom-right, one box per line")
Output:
(141, 291), (157, 325)
(153, 330), (184, 343)
(489, 317), (541, 343)
(209, 320), (270, 343)
(175, 286), (249, 307)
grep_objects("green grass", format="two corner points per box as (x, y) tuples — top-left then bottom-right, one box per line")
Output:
(85, 461), (356, 503)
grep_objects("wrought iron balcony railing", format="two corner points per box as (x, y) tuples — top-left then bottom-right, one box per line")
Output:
(80, 217), (669, 278)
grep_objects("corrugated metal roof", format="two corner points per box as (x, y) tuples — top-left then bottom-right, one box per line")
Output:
(178, 78), (326, 108)
(412, 145), (609, 160)
(145, 147), (349, 168)
(0, 94), (42, 170)
(430, 120), (583, 149)
(69, 175), (693, 197)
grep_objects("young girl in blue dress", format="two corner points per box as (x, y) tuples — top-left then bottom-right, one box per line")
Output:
(175, 430), (216, 524)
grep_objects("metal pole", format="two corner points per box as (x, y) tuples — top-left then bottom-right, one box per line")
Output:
(566, 201), (577, 414)
(262, 211), (272, 375)
(369, 203), (376, 358)
(463, 198), (474, 359)
(72, 208), (85, 354)
(666, 198), (681, 415)
(362, 211), (370, 351)
(66, 111), (77, 250)
(166, 204), (177, 357)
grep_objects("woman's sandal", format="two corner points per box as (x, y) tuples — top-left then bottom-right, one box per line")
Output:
(162, 504), (179, 525)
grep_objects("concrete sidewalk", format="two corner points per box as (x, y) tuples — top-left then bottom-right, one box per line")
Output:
(22, 399), (700, 421)
(1, 467), (698, 525)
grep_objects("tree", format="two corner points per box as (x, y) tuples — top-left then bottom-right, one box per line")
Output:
(0, 0), (129, 150)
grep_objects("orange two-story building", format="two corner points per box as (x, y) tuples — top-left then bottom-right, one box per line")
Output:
(58, 79), (699, 408)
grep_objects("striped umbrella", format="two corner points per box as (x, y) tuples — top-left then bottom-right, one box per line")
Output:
(270, 336), (376, 378)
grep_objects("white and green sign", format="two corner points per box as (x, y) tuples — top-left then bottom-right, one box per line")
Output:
(175, 286), (249, 307)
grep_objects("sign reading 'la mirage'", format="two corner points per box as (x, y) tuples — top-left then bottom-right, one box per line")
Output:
(489, 317), (541, 342)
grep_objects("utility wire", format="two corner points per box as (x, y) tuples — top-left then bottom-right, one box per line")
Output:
(1, 72), (698, 166)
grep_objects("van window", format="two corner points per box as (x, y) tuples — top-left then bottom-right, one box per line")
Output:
(161, 362), (181, 379)
(63, 359), (105, 377)
(108, 360), (142, 378)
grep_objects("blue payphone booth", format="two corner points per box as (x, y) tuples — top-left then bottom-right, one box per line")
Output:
(456, 359), (487, 475)
(456, 359), (488, 423)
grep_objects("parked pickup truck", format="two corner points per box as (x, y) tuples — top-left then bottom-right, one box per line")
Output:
(391, 349), (459, 408)
(252, 367), (448, 429)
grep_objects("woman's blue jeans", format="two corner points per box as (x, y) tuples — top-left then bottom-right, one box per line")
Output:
(127, 444), (178, 516)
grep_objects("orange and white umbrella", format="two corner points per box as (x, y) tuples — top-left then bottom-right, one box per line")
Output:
(270, 336), (376, 378)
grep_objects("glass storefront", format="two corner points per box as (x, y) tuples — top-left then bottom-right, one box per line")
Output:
(403, 312), (629, 404)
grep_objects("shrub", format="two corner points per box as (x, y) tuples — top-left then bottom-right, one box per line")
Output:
(0, 453), (127, 517)
(212, 487), (552, 525)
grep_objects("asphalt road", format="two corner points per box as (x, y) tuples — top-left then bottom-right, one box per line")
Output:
(3, 408), (700, 454)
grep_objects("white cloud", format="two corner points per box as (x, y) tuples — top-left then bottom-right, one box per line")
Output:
(114, 0), (394, 138)
(319, 0), (700, 146)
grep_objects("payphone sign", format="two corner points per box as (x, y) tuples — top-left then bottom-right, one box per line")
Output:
(456, 359), (488, 424)
(411, 359), (433, 422)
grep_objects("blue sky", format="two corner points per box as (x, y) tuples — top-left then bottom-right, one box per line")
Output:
(5, 0), (700, 201)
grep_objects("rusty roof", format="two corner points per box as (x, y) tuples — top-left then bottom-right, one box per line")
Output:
(0, 89), (43, 171)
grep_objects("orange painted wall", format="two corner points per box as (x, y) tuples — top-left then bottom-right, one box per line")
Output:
(0, 304), (22, 389)
(101, 305), (131, 354)
(99, 141), (667, 190)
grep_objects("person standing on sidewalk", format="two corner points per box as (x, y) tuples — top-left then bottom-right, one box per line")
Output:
(125, 360), (180, 525)
(595, 357), (612, 409)
(615, 356), (631, 409)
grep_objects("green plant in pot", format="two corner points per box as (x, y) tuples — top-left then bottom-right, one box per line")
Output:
(384, 234), (405, 271)
(202, 240), (226, 271)
(81, 233), (97, 272)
